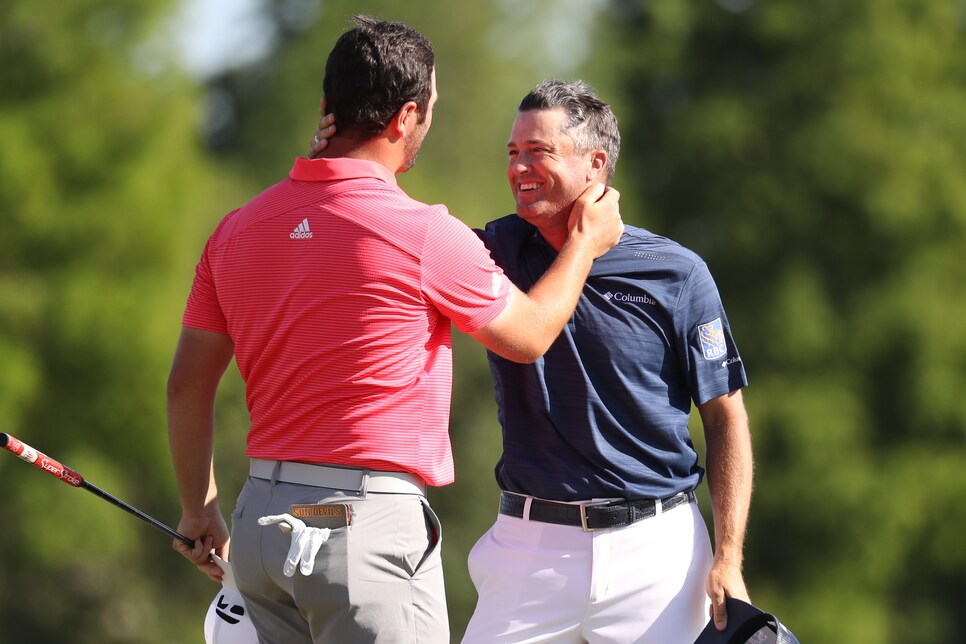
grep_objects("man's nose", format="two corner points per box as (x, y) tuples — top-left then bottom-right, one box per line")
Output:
(510, 156), (530, 176)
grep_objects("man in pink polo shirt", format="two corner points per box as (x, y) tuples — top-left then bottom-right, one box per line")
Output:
(166, 15), (622, 644)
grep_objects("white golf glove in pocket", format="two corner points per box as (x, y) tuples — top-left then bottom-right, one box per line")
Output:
(257, 513), (332, 577)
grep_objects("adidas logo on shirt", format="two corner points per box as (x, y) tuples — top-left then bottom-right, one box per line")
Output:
(290, 218), (313, 239)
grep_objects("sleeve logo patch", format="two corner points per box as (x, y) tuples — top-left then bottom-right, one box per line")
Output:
(698, 318), (727, 360)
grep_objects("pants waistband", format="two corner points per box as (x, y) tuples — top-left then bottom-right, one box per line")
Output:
(249, 459), (426, 496)
(499, 490), (696, 531)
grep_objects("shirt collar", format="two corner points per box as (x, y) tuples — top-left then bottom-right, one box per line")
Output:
(289, 156), (398, 186)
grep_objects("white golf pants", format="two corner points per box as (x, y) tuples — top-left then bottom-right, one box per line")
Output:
(463, 498), (713, 643)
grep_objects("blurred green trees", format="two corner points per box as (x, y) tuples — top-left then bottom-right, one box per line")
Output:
(0, 0), (243, 640)
(1, 0), (963, 642)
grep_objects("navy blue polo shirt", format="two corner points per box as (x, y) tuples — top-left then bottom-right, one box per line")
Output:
(479, 216), (748, 501)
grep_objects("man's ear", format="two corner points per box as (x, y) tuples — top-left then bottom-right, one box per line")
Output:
(390, 101), (421, 138)
(587, 150), (608, 182)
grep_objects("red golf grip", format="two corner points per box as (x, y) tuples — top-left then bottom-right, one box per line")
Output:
(0, 433), (85, 487)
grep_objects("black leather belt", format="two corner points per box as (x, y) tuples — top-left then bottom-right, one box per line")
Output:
(499, 490), (696, 531)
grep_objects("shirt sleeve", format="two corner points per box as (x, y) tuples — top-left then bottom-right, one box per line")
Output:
(421, 209), (512, 334)
(674, 261), (748, 405)
(182, 228), (229, 335)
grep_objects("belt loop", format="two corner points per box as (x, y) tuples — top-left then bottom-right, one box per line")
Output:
(655, 497), (663, 516)
(360, 468), (370, 498)
(522, 496), (533, 521)
(271, 460), (281, 486)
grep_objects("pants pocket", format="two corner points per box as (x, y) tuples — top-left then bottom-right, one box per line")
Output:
(409, 497), (443, 577)
(230, 479), (253, 523)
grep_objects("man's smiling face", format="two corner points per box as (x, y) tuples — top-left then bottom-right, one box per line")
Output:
(506, 108), (599, 236)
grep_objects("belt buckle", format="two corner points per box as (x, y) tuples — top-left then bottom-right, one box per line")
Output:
(578, 500), (611, 532)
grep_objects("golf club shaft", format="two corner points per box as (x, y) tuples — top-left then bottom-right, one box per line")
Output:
(81, 479), (195, 547)
(1, 432), (195, 548)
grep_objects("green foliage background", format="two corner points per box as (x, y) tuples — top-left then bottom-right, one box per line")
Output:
(0, 0), (963, 642)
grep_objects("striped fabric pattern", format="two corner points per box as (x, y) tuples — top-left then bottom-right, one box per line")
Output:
(183, 157), (510, 486)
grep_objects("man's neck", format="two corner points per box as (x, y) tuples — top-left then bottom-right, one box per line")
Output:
(538, 228), (569, 253)
(315, 136), (401, 174)
(536, 205), (576, 253)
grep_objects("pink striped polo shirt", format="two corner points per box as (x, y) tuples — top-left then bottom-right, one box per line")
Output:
(182, 156), (511, 486)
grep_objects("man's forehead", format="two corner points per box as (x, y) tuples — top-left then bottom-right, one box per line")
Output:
(508, 108), (571, 145)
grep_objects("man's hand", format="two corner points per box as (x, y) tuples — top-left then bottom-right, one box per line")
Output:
(173, 511), (230, 584)
(307, 97), (336, 158)
(707, 553), (750, 630)
(567, 183), (623, 258)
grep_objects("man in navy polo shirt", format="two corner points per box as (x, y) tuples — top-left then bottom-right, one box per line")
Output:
(461, 80), (753, 643)
(309, 78), (752, 642)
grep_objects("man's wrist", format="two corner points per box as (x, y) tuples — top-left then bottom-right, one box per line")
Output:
(713, 546), (744, 569)
(558, 229), (597, 264)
